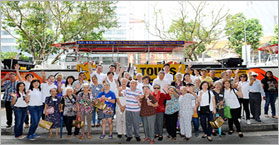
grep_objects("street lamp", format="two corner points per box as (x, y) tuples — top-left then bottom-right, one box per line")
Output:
(243, 18), (248, 66)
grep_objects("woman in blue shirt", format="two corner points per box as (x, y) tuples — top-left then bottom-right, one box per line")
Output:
(96, 81), (116, 139)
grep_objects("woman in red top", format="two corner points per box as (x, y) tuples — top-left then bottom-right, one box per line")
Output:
(152, 84), (171, 141)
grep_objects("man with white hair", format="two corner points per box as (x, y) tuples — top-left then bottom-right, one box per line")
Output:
(120, 80), (142, 142)
(153, 71), (169, 94)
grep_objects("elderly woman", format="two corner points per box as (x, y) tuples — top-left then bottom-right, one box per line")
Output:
(152, 83), (171, 141)
(138, 85), (158, 144)
(60, 87), (79, 138)
(44, 88), (61, 138)
(211, 80), (226, 136)
(179, 84), (198, 141)
(171, 73), (186, 94)
(90, 75), (103, 127)
(54, 73), (65, 99)
(76, 83), (94, 139)
(164, 86), (179, 140)
(116, 78), (128, 138)
(97, 81), (116, 139)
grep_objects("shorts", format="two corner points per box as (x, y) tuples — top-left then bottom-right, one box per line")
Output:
(98, 110), (114, 120)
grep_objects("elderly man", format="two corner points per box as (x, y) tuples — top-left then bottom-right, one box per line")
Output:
(209, 70), (219, 82)
(1, 72), (19, 128)
(120, 80), (143, 142)
(153, 71), (169, 94)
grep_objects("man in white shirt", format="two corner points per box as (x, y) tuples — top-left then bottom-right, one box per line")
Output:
(162, 64), (174, 85)
(153, 71), (169, 93)
(248, 71), (265, 122)
(41, 75), (57, 103)
(109, 63), (121, 80)
(89, 61), (107, 85)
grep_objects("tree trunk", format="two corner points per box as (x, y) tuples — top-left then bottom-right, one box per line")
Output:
(51, 49), (66, 64)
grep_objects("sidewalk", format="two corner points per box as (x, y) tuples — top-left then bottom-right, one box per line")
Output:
(1, 113), (278, 136)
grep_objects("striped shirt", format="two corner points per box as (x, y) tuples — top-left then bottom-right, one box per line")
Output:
(3, 80), (19, 102)
(122, 88), (142, 112)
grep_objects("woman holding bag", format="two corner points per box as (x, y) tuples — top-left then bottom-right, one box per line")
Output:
(60, 87), (80, 138)
(197, 81), (216, 142)
(223, 80), (244, 137)
(44, 88), (61, 138)
(76, 83), (95, 140)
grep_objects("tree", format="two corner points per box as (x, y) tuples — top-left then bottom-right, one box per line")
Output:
(1, 52), (29, 61)
(1, 1), (118, 64)
(225, 13), (263, 55)
(271, 24), (278, 45)
(146, 1), (229, 60)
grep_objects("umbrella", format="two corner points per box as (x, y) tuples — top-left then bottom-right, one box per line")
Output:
(216, 113), (222, 137)
(60, 112), (63, 138)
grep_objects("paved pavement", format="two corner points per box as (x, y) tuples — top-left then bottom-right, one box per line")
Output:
(1, 131), (278, 144)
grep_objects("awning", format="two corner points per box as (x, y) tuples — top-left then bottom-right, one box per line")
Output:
(257, 44), (278, 54)
(51, 40), (195, 53)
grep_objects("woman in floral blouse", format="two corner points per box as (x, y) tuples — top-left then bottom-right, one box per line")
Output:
(164, 86), (179, 140)
(77, 83), (95, 140)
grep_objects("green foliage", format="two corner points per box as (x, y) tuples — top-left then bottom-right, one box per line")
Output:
(1, 52), (29, 61)
(225, 13), (263, 56)
(271, 24), (278, 45)
(1, 1), (118, 64)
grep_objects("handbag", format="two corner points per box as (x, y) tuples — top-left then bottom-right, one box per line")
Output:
(200, 91), (211, 114)
(210, 116), (225, 129)
(39, 120), (53, 130)
(224, 106), (232, 119)
(72, 114), (84, 128)
(94, 99), (107, 110)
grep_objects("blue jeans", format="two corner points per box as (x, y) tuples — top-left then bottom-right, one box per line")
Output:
(92, 107), (100, 124)
(192, 117), (199, 132)
(14, 107), (27, 137)
(27, 105), (43, 137)
(200, 112), (213, 136)
(264, 92), (278, 116)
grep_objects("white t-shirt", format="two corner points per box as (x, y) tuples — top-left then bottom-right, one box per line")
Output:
(238, 81), (249, 99)
(198, 90), (214, 111)
(136, 81), (143, 93)
(28, 88), (44, 106)
(152, 78), (169, 94)
(90, 72), (107, 85)
(224, 89), (240, 109)
(24, 81), (31, 91)
(164, 72), (174, 85)
(14, 92), (28, 107)
(41, 83), (57, 103)
(107, 78), (119, 98)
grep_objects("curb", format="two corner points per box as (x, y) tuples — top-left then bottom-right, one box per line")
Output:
(1, 123), (277, 136)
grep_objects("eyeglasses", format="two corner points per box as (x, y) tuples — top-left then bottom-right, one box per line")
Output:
(154, 87), (160, 89)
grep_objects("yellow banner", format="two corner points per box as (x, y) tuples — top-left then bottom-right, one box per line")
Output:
(135, 64), (248, 81)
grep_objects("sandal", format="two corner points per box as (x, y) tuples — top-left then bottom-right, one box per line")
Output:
(228, 130), (234, 135)
(238, 132), (244, 138)
(207, 136), (213, 142)
(79, 135), (84, 140)
(171, 137), (176, 141)
(48, 134), (52, 139)
(88, 135), (92, 139)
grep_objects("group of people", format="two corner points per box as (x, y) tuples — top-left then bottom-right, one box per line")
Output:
(1, 62), (278, 143)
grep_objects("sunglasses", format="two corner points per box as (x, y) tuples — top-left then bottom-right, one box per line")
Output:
(154, 87), (160, 89)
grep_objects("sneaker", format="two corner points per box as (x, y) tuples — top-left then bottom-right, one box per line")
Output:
(247, 120), (251, 125)
(16, 136), (25, 139)
(108, 134), (113, 139)
(33, 134), (40, 138)
(238, 118), (241, 123)
(24, 124), (29, 128)
(272, 116), (278, 119)
(26, 135), (35, 140)
(117, 135), (122, 138)
(255, 119), (262, 122)
(99, 134), (106, 139)
(136, 137), (141, 141)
